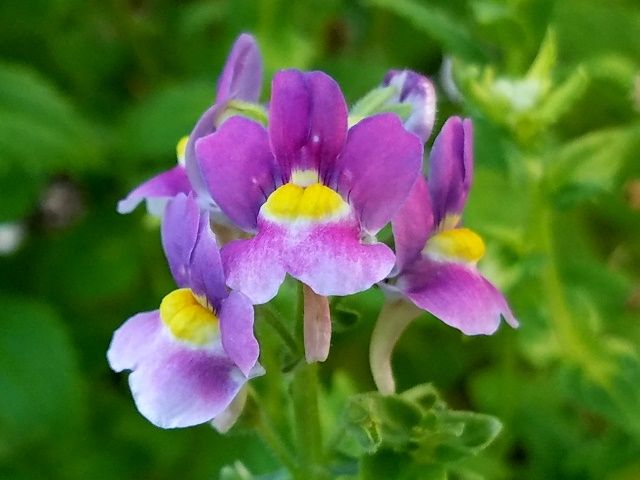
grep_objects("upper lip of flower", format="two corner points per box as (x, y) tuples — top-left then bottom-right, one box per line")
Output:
(195, 68), (424, 235)
(116, 33), (264, 217)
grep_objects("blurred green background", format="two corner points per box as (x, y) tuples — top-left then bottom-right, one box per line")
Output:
(1, 0), (639, 478)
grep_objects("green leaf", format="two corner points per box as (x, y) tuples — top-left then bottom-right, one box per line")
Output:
(0, 62), (103, 174)
(0, 296), (83, 454)
(365, 0), (487, 61)
(117, 81), (214, 165)
(559, 340), (640, 440)
(526, 28), (557, 87)
(340, 384), (502, 472)
(547, 123), (640, 205)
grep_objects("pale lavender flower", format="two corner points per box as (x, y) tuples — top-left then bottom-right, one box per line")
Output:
(108, 193), (262, 428)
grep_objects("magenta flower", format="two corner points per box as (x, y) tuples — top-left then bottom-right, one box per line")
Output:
(393, 116), (517, 333)
(371, 116), (517, 394)
(382, 69), (437, 143)
(117, 34), (263, 216)
(194, 69), (423, 305)
(107, 193), (261, 428)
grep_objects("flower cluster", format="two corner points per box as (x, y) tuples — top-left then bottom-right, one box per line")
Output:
(108, 34), (516, 429)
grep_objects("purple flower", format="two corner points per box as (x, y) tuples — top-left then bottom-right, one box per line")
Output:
(195, 69), (424, 305)
(393, 116), (517, 334)
(370, 116), (517, 394)
(117, 34), (263, 216)
(108, 193), (261, 428)
(382, 70), (437, 143)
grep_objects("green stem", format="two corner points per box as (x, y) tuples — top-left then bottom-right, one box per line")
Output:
(249, 387), (299, 474)
(532, 182), (612, 385)
(291, 362), (325, 479)
(291, 282), (326, 480)
(259, 304), (300, 356)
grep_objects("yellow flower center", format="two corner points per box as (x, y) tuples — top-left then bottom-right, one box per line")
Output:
(176, 135), (189, 165)
(261, 180), (349, 223)
(423, 227), (486, 265)
(159, 288), (218, 345)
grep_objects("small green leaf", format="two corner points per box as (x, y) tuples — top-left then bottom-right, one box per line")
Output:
(340, 384), (502, 470)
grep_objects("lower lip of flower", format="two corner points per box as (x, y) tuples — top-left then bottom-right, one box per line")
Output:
(160, 288), (219, 345)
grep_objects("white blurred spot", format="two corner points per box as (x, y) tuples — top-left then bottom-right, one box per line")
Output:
(0, 222), (25, 255)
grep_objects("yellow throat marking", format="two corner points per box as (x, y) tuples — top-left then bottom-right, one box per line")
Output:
(262, 181), (349, 222)
(160, 288), (218, 345)
(424, 227), (486, 265)
(176, 135), (189, 165)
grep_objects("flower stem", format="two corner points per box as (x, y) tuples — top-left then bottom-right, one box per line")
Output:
(291, 281), (327, 480)
(259, 304), (300, 356)
(291, 362), (326, 479)
(249, 387), (299, 474)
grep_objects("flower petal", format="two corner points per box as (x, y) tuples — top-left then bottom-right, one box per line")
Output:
(334, 113), (423, 234)
(268, 70), (347, 180)
(210, 384), (248, 433)
(128, 339), (249, 429)
(397, 258), (518, 335)
(303, 284), (331, 363)
(107, 310), (163, 372)
(184, 34), (263, 216)
(383, 69), (437, 142)
(278, 216), (395, 296)
(391, 176), (434, 274)
(215, 33), (263, 104)
(184, 104), (224, 213)
(196, 116), (280, 232)
(189, 210), (228, 303)
(117, 166), (191, 215)
(161, 193), (201, 288)
(428, 116), (473, 226)
(222, 232), (287, 305)
(219, 290), (259, 376)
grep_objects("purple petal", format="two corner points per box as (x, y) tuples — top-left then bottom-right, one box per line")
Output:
(107, 310), (163, 373)
(278, 216), (396, 296)
(303, 284), (331, 363)
(222, 233), (287, 304)
(219, 291), (259, 376)
(184, 34), (263, 213)
(215, 33), (263, 104)
(161, 193), (201, 288)
(189, 210), (228, 303)
(128, 339), (248, 428)
(184, 105), (224, 213)
(391, 176), (434, 274)
(383, 70), (437, 142)
(196, 116), (280, 232)
(334, 113), (423, 234)
(397, 258), (518, 335)
(117, 166), (191, 215)
(428, 117), (473, 226)
(268, 70), (347, 180)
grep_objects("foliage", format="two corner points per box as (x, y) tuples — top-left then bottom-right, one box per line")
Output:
(1, 0), (639, 479)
